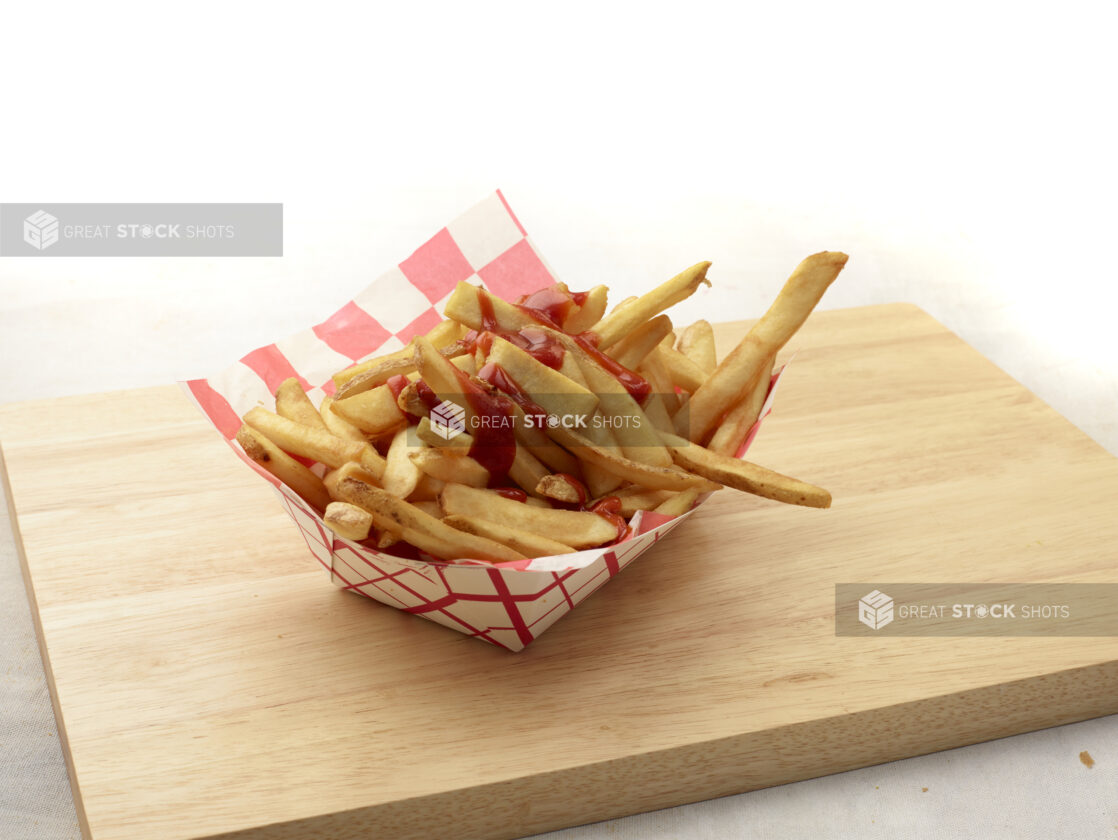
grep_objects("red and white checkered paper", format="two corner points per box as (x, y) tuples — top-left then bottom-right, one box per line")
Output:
(182, 192), (781, 651)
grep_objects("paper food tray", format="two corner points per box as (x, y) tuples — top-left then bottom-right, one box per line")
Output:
(182, 191), (780, 651)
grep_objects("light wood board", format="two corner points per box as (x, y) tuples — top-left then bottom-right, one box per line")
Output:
(3, 303), (1118, 840)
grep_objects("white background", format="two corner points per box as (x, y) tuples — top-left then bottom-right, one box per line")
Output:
(1, 2), (1116, 838)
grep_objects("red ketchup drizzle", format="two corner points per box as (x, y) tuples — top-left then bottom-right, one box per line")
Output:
(572, 334), (651, 403)
(470, 288), (567, 369)
(385, 374), (410, 401)
(495, 487), (528, 502)
(413, 379), (441, 410)
(514, 285), (588, 330)
(446, 365), (517, 487)
(477, 362), (551, 419)
(585, 496), (630, 543)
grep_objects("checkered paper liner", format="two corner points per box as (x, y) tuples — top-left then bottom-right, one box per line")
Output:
(182, 192), (782, 651)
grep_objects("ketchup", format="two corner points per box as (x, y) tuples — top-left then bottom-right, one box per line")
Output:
(551, 473), (588, 506)
(446, 365), (517, 486)
(572, 334), (651, 403)
(585, 496), (630, 543)
(385, 374), (410, 401)
(477, 362), (551, 419)
(495, 487), (528, 502)
(514, 285), (589, 330)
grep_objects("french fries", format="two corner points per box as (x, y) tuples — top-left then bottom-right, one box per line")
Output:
(681, 251), (847, 444)
(237, 251), (845, 563)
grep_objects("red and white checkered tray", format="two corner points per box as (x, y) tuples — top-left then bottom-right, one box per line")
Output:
(182, 192), (778, 651)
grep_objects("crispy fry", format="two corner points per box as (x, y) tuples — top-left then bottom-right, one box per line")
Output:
(336, 477), (525, 563)
(275, 378), (329, 431)
(682, 251), (847, 443)
(484, 336), (599, 419)
(441, 484), (617, 549)
(332, 319), (461, 387)
(534, 325), (673, 467)
(562, 285), (609, 333)
(660, 432), (831, 508)
(637, 346), (680, 416)
(443, 514), (578, 557)
(411, 500), (444, 519)
(548, 425), (718, 492)
(611, 487), (673, 516)
(382, 426), (421, 498)
(335, 340), (469, 400)
(319, 395), (367, 443)
(409, 447), (490, 487)
(707, 355), (775, 456)
(591, 262), (711, 349)
(330, 386), (407, 437)
(656, 345), (707, 393)
(324, 501), (374, 541)
(677, 319), (716, 373)
(413, 417), (551, 497)
(324, 462), (382, 501)
(652, 487), (701, 517)
(236, 425), (332, 511)
(244, 407), (366, 469)
(610, 314), (674, 371)
(443, 282), (538, 333)
(408, 474), (445, 503)
(535, 473), (587, 505)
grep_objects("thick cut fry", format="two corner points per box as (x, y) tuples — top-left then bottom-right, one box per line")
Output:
(331, 386), (407, 437)
(707, 355), (775, 456)
(660, 432), (831, 508)
(324, 462), (382, 501)
(611, 487), (673, 516)
(610, 314), (674, 371)
(411, 500), (444, 519)
(535, 474), (588, 505)
(335, 340), (470, 400)
(591, 262), (711, 349)
(641, 393), (675, 434)
(528, 325), (672, 467)
(336, 477), (526, 563)
(548, 425), (718, 492)
(244, 407), (366, 469)
(637, 347), (680, 416)
(656, 345), (707, 393)
(409, 448), (490, 487)
(652, 487), (701, 517)
(443, 515), (578, 557)
(332, 319), (461, 387)
(441, 484), (617, 549)
(382, 426), (421, 498)
(682, 251), (847, 443)
(443, 282), (538, 333)
(484, 336), (598, 419)
(324, 501), (374, 540)
(236, 425), (332, 511)
(677, 320), (716, 373)
(413, 417), (551, 498)
(408, 474), (445, 502)
(319, 396), (368, 443)
(562, 285), (609, 334)
(275, 378), (329, 431)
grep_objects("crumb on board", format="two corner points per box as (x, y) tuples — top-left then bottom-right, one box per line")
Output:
(922, 787), (928, 792)
(1079, 750), (1095, 769)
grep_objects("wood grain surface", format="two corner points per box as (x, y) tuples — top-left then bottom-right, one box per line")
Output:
(3, 303), (1118, 840)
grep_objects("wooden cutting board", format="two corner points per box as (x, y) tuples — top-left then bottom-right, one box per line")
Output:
(4, 303), (1118, 840)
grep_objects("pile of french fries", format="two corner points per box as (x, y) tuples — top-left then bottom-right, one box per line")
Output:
(236, 251), (848, 563)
